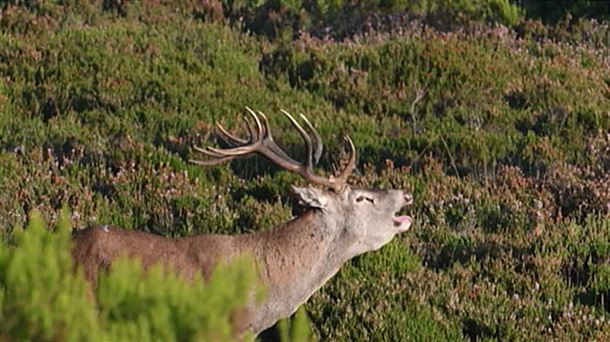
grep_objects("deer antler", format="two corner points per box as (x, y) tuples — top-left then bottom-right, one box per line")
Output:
(190, 107), (356, 192)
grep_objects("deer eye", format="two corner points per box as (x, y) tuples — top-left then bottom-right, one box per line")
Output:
(356, 195), (375, 203)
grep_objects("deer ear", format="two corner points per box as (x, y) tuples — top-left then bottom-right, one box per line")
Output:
(291, 186), (328, 209)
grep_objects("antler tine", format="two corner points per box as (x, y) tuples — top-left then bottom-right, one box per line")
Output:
(215, 122), (247, 146)
(206, 145), (259, 156)
(334, 136), (357, 187)
(256, 111), (270, 138)
(299, 113), (323, 165)
(245, 107), (265, 140)
(280, 109), (315, 172)
(239, 116), (256, 142)
(191, 144), (240, 165)
(189, 156), (236, 166)
(257, 111), (299, 164)
(193, 145), (227, 158)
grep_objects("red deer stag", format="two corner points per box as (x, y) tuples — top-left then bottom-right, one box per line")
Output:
(72, 108), (414, 335)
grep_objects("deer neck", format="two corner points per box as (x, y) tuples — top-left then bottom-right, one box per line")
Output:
(243, 210), (354, 329)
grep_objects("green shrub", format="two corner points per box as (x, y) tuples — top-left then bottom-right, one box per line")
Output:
(407, 0), (524, 29)
(519, 0), (610, 24)
(218, 0), (524, 40)
(0, 210), (266, 341)
(0, 211), (96, 341)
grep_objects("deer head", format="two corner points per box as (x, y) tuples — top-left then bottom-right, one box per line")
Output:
(291, 186), (413, 257)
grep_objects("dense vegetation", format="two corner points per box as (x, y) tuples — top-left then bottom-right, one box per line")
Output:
(1, 0), (609, 340)
(1, 211), (264, 341)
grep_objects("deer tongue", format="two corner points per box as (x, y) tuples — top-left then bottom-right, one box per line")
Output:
(392, 215), (411, 224)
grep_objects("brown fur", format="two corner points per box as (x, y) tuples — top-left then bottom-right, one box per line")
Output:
(72, 225), (237, 285)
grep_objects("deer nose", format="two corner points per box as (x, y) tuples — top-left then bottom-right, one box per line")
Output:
(404, 192), (413, 205)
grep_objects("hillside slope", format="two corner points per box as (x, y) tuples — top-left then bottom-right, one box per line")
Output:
(1, 1), (609, 340)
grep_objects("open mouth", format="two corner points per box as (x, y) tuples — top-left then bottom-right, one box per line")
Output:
(392, 213), (412, 227)
(392, 201), (413, 228)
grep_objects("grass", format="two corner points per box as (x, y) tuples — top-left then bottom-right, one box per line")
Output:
(1, 1), (609, 340)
